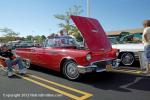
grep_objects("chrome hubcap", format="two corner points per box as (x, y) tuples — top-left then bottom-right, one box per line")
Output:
(66, 62), (79, 79)
(122, 53), (134, 65)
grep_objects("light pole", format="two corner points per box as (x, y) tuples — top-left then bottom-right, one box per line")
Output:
(87, 0), (90, 17)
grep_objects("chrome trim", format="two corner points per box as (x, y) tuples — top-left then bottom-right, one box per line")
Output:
(77, 65), (97, 74)
(91, 58), (115, 65)
(96, 69), (106, 72)
(77, 59), (120, 74)
(77, 65), (97, 68)
(91, 29), (98, 33)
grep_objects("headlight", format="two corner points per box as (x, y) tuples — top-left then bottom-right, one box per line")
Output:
(86, 54), (92, 61)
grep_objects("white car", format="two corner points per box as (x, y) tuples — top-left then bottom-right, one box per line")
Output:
(109, 33), (144, 66)
(112, 43), (144, 66)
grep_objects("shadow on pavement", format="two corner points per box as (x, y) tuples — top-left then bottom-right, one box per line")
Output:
(29, 64), (62, 78)
(79, 72), (150, 92)
(29, 64), (150, 93)
(8, 75), (22, 79)
(127, 76), (150, 91)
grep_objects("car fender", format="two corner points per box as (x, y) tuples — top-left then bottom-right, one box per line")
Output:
(59, 56), (77, 72)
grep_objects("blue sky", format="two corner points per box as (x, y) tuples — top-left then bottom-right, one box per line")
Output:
(0, 0), (150, 37)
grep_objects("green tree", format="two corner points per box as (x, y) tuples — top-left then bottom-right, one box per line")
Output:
(54, 5), (83, 41)
(26, 35), (34, 41)
(0, 27), (20, 42)
(0, 27), (13, 33)
(41, 35), (46, 41)
(69, 26), (83, 41)
(33, 35), (46, 44)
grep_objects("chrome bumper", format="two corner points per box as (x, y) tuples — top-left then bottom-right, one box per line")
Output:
(77, 59), (120, 74)
(22, 59), (31, 68)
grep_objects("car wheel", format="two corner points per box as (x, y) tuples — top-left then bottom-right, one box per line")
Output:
(121, 52), (135, 66)
(62, 60), (80, 80)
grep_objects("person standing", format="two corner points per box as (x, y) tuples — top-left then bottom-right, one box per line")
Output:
(142, 20), (150, 73)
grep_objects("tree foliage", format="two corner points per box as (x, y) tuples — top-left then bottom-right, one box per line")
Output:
(26, 35), (34, 41)
(0, 27), (20, 42)
(0, 27), (46, 43)
(54, 5), (83, 41)
(25, 35), (46, 43)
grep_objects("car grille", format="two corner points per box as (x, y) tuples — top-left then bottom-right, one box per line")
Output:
(92, 60), (112, 69)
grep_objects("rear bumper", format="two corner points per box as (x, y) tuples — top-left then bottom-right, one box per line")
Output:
(77, 59), (120, 74)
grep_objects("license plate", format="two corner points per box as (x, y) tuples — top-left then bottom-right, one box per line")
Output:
(106, 64), (112, 71)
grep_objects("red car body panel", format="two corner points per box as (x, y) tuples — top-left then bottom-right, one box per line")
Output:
(71, 15), (112, 52)
(14, 15), (118, 73)
(15, 47), (91, 71)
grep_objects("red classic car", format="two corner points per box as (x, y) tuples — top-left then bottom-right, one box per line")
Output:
(14, 15), (119, 80)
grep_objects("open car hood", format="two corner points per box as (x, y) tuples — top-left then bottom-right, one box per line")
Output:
(71, 15), (112, 52)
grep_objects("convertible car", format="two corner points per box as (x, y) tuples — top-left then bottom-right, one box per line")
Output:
(14, 15), (119, 80)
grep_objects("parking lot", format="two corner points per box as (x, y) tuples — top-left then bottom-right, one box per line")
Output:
(1, 0), (150, 100)
(0, 64), (150, 100)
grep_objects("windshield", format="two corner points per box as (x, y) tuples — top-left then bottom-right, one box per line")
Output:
(44, 36), (78, 47)
(120, 33), (142, 43)
(108, 33), (142, 44)
(108, 37), (118, 44)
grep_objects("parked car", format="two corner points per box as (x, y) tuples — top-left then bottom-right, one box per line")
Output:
(18, 41), (34, 48)
(7, 40), (20, 49)
(14, 15), (119, 80)
(8, 40), (34, 49)
(108, 33), (144, 66)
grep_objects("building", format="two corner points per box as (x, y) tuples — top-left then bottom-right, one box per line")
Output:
(106, 28), (143, 36)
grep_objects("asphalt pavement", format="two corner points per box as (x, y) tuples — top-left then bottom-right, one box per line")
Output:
(0, 65), (150, 100)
